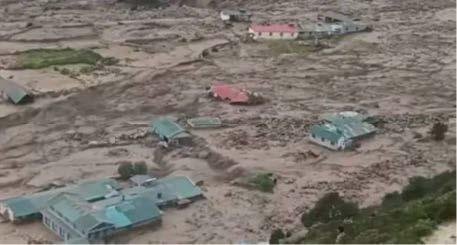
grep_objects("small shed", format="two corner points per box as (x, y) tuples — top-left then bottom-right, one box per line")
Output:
(0, 77), (33, 104)
(220, 9), (252, 22)
(150, 118), (191, 144)
(187, 117), (222, 129)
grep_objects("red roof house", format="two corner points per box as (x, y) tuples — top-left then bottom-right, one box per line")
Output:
(248, 24), (298, 40)
(209, 84), (250, 104)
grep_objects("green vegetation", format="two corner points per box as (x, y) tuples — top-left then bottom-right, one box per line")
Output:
(430, 122), (448, 141)
(16, 48), (102, 69)
(297, 170), (456, 244)
(266, 41), (318, 56)
(270, 229), (286, 244)
(246, 173), (276, 193)
(117, 161), (149, 180)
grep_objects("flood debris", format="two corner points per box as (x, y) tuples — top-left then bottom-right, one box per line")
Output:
(309, 111), (377, 150)
(207, 84), (264, 105)
(0, 76), (33, 104)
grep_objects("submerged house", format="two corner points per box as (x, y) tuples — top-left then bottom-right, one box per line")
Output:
(0, 176), (203, 243)
(0, 77), (33, 104)
(187, 117), (222, 129)
(309, 111), (376, 150)
(208, 84), (263, 105)
(248, 24), (298, 40)
(220, 9), (252, 22)
(150, 118), (191, 144)
(298, 12), (369, 39)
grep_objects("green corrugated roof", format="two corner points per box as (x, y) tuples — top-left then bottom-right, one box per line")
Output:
(151, 118), (190, 139)
(156, 176), (203, 200)
(0, 77), (31, 104)
(104, 196), (161, 228)
(310, 124), (345, 142)
(187, 117), (222, 128)
(1, 179), (121, 219)
(332, 118), (376, 139)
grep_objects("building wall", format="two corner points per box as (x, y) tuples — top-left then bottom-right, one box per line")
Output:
(308, 134), (351, 151)
(220, 12), (230, 21)
(248, 29), (298, 40)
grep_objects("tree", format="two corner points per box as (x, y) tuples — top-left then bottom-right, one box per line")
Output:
(118, 162), (134, 180)
(133, 161), (148, 175)
(301, 192), (359, 227)
(430, 122), (448, 141)
(269, 229), (285, 244)
(401, 176), (429, 201)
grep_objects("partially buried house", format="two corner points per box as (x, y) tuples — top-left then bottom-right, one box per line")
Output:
(150, 117), (191, 145)
(220, 9), (252, 22)
(0, 76), (33, 104)
(187, 117), (222, 129)
(309, 111), (376, 150)
(0, 176), (203, 243)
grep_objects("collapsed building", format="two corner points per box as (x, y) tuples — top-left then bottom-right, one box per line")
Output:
(0, 176), (203, 244)
(150, 117), (192, 145)
(309, 111), (377, 150)
(208, 84), (263, 105)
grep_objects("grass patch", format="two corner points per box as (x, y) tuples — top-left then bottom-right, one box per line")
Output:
(297, 170), (456, 244)
(16, 48), (103, 69)
(266, 41), (319, 56)
(246, 172), (276, 193)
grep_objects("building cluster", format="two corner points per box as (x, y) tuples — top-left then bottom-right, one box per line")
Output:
(0, 175), (203, 244)
(220, 9), (369, 41)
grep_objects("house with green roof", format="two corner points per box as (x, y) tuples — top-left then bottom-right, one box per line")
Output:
(309, 112), (376, 150)
(0, 175), (203, 243)
(150, 117), (191, 145)
(0, 179), (120, 222)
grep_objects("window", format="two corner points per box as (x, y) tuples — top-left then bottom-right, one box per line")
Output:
(291, 33), (295, 36)
(66, 233), (71, 241)
(59, 227), (65, 238)
(51, 221), (57, 231)
(269, 32), (273, 36)
(258, 32), (261, 36)
(331, 141), (335, 145)
(311, 134), (315, 138)
(321, 137), (325, 142)
(280, 32), (283, 37)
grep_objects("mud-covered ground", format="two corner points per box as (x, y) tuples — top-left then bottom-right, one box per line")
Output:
(0, 0), (455, 243)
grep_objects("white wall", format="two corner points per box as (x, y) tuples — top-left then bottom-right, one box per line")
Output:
(248, 29), (298, 40)
(220, 12), (230, 21)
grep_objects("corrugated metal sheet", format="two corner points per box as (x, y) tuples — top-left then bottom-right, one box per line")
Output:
(187, 117), (222, 128)
(0, 77), (32, 104)
(250, 24), (298, 33)
(151, 118), (190, 140)
(310, 124), (344, 142)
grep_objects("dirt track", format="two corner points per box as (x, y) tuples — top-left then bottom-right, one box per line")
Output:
(0, 0), (455, 243)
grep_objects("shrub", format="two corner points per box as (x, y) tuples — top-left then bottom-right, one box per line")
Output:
(352, 229), (390, 244)
(430, 122), (448, 141)
(269, 229), (285, 244)
(118, 162), (134, 180)
(381, 191), (403, 209)
(133, 161), (148, 175)
(301, 192), (359, 227)
(401, 176), (429, 201)
(247, 173), (276, 193)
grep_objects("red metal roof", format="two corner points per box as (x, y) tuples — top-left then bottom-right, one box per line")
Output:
(210, 84), (250, 104)
(249, 24), (298, 33)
